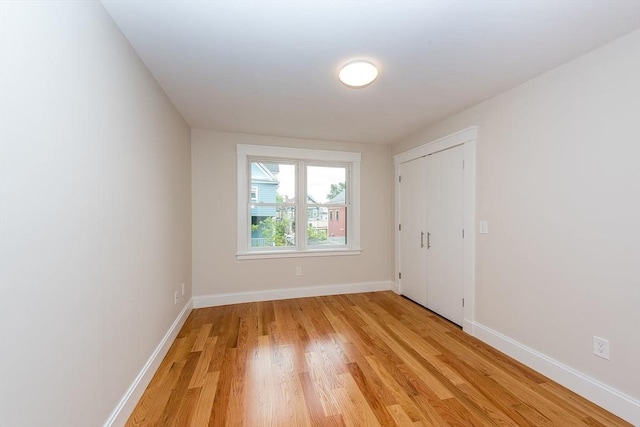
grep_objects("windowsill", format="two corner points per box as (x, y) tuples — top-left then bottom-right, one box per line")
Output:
(236, 248), (362, 260)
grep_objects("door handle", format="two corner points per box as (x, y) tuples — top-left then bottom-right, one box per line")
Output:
(427, 232), (431, 249)
(421, 231), (425, 248)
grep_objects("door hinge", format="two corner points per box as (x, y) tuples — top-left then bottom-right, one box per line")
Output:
(399, 272), (402, 279)
(462, 160), (465, 169)
(462, 298), (465, 307)
(399, 224), (401, 231)
(398, 175), (402, 183)
(462, 229), (464, 238)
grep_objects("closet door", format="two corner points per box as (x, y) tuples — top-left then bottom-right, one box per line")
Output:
(425, 145), (464, 325)
(398, 157), (427, 306)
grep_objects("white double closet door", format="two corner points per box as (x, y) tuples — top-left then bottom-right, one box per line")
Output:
(399, 144), (464, 326)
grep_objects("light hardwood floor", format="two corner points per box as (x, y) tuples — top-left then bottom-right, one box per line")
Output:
(126, 291), (630, 426)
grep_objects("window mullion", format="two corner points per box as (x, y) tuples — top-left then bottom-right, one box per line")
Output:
(245, 157), (252, 251)
(299, 160), (307, 251)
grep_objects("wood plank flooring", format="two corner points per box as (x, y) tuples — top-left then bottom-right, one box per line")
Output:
(126, 291), (630, 426)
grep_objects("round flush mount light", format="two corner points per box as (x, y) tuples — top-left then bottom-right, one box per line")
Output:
(339, 60), (379, 88)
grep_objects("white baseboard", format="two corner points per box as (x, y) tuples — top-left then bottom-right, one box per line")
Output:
(392, 281), (400, 294)
(462, 318), (475, 335)
(193, 281), (393, 308)
(472, 322), (640, 425)
(103, 299), (193, 427)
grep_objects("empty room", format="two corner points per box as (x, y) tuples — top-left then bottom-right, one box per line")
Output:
(1, 1), (639, 426)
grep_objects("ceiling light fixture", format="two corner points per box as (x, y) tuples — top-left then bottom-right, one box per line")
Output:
(339, 60), (378, 88)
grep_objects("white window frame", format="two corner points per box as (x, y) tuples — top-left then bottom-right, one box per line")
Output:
(237, 144), (361, 259)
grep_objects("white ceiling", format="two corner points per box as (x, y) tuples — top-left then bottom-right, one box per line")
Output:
(102, 1), (640, 144)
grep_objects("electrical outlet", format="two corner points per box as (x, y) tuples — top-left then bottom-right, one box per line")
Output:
(593, 336), (610, 360)
(296, 266), (302, 276)
(181, 282), (185, 296)
(174, 291), (178, 305)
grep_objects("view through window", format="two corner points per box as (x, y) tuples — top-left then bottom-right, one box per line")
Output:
(237, 144), (361, 258)
(249, 161), (348, 249)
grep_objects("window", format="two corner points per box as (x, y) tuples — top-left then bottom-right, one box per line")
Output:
(237, 144), (361, 259)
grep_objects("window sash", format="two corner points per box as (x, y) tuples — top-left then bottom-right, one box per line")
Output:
(248, 161), (349, 251)
(248, 158), (296, 251)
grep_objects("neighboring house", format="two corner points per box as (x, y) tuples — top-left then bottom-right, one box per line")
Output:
(306, 194), (327, 235)
(328, 189), (346, 238)
(283, 194), (328, 238)
(250, 162), (279, 245)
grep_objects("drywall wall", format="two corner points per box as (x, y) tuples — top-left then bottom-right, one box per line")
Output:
(0, 2), (191, 426)
(192, 130), (393, 297)
(393, 30), (640, 400)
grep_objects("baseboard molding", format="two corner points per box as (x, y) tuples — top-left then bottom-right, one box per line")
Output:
(392, 281), (400, 294)
(472, 322), (640, 425)
(103, 299), (193, 427)
(462, 318), (475, 335)
(193, 281), (393, 308)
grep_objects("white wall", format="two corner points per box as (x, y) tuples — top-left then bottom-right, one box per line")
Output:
(0, 2), (191, 426)
(394, 30), (640, 402)
(192, 130), (393, 299)
(2, 1), (635, 424)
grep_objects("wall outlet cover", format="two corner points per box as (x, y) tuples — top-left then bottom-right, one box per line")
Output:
(593, 336), (610, 360)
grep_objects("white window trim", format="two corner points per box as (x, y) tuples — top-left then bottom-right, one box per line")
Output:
(237, 144), (361, 259)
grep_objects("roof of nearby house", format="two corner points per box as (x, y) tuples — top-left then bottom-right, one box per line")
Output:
(329, 189), (345, 204)
(251, 162), (279, 184)
(288, 194), (320, 204)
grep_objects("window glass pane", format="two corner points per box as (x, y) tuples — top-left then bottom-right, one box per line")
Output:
(250, 161), (296, 249)
(307, 165), (346, 203)
(328, 207), (347, 245)
(250, 161), (295, 204)
(251, 207), (296, 248)
(306, 207), (328, 245)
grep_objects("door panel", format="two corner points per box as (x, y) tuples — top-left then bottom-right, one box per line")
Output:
(399, 157), (427, 306)
(426, 145), (464, 325)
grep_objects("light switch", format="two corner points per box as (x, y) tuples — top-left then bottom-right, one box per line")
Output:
(479, 220), (488, 234)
